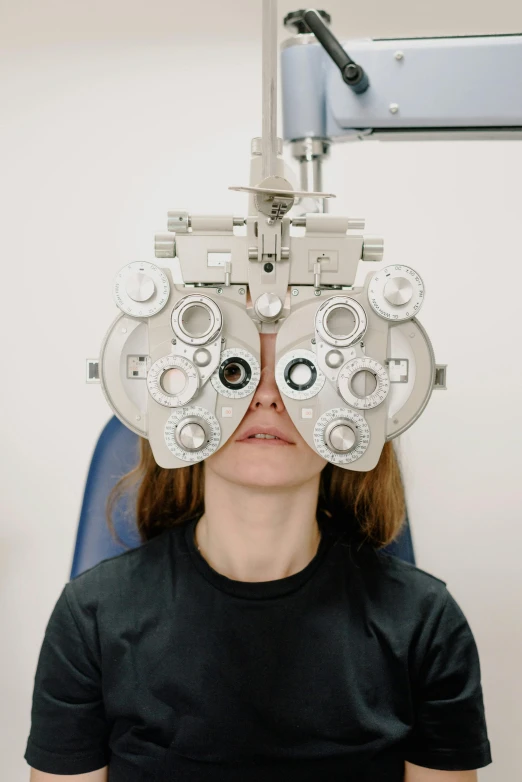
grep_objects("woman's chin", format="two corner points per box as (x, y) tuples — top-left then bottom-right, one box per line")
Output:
(206, 454), (301, 485)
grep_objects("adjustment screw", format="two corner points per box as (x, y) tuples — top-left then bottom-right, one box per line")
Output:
(394, 51), (404, 61)
(389, 103), (399, 114)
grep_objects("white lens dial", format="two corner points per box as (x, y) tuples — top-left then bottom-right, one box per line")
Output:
(171, 294), (222, 346)
(338, 357), (390, 410)
(147, 355), (199, 408)
(368, 265), (424, 322)
(164, 406), (221, 462)
(315, 296), (368, 348)
(313, 408), (370, 465)
(113, 261), (170, 317)
(210, 347), (261, 399)
(275, 349), (325, 401)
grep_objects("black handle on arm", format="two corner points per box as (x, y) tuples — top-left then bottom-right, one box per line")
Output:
(302, 8), (370, 94)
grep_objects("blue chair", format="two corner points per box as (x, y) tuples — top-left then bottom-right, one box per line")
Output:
(71, 416), (415, 579)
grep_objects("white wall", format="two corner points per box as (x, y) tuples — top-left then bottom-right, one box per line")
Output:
(1, 1), (520, 778)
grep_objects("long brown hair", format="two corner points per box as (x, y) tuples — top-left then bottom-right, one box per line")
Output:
(106, 437), (407, 551)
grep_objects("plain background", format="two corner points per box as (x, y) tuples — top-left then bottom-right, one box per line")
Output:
(2, 0), (521, 779)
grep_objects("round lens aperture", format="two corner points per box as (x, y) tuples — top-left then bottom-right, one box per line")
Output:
(210, 347), (261, 400)
(221, 358), (249, 388)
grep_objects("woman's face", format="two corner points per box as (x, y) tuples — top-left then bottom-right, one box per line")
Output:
(204, 333), (328, 488)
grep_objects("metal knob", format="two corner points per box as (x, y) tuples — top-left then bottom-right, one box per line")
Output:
(176, 420), (207, 451)
(328, 423), (356, 452)
(362, 236), (384, 262)
(384, 277), (413, 306)
(254, 292), (283, 321)
(167, 210), (190, 233)
(125, 272), (155, 302)
(155, 233), (177, 258)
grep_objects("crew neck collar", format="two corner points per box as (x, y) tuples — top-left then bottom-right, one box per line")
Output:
(182, 510), (341, 600)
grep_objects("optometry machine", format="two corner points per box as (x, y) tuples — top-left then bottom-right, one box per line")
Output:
(91, 2), (522, 472)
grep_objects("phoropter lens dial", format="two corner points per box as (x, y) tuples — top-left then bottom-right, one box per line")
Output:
(112, 261), (170, 318)
(337, 357), (390, 410)
(210, 348), (261, 399)
(315, 296), (368, 348)
(147, 355), (199, 408)
(368, 265), (425, 322)
(314, 407), (371, 465)
(276, 348), (326, 400)
(164, 406), (221, 462)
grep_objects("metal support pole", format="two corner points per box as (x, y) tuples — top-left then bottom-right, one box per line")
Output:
(291, 137), (331, 213)
(261, 0), (278, 180)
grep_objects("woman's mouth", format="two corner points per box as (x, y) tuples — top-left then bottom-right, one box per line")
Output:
(238, 436), (293, 446)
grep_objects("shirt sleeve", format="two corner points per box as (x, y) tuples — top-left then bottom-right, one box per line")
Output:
(404, 586), (492, 771)
(24, 583), (111, 774)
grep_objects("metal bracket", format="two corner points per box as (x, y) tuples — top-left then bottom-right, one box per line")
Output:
(86, 359), (100, 383)
(433, 364), (447, 390)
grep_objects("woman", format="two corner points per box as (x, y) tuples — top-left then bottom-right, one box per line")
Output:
(25, 333), (492, 781)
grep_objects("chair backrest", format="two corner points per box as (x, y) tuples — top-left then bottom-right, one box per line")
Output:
(71, 416), (415, 579)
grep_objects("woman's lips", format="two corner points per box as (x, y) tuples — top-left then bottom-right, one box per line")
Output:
(237, 438), (293, 446)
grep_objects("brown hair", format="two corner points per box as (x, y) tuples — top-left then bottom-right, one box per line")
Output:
(106, 437), (407, 551)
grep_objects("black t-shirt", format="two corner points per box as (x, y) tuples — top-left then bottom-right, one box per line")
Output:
(25, 513), (492, 781)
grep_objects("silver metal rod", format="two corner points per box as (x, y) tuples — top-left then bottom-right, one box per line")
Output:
(291, 137), (330, 213)
(298, 157), (328, 212)
(299, 158), (323, 194)
(261, 0), (278, 180)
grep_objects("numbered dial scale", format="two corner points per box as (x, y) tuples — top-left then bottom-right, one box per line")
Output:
(368, 264), (425, 322)
(147, 355), (199, 408)
(164, 406), (221, 462)
(314, 408), (371, 464)
(337, 357), (390, 410)
(113, 261), (170, 317)
(210, 348), (261, 399)
(275, 348), (326, 400)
